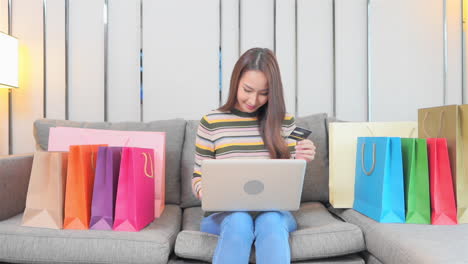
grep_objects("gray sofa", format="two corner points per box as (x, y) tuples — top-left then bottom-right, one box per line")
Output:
(0, 113), (464, 263)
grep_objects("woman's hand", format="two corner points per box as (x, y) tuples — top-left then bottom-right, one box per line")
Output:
(295, 139), (316, 162)
(198, 189), (203, 200)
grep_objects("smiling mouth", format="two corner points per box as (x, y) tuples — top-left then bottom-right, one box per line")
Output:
(246, 105), (256, 110)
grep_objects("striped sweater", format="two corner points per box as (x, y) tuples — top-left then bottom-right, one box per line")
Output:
(192, 108), (297, 199)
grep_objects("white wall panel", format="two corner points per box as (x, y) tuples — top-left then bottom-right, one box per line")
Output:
(240, 0), (274, 53)
(107, 0), (140, 122)
(45, 0), (66, 119)
(297, 0), (334, 117)
(143, 0), (219, 120)
(221, 0), (239, 105)
(464, 4), (468, 104)
(276, 0), (296, 115)
(369, 0), (444, 121)
(68, 0), (104, 121)
(446, 0), (463, 105)
(11, 0), (44, 154)
(0, 0), (9, 155)
(335, 0), (367, 121)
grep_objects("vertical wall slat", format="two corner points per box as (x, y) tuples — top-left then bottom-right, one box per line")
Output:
(369, 0), (444, 121)
(45, 0), (66, 119)
(446, 0), (463, 105)
(68, 0), (104, 122)
(240, 0), (274, 53)
(465, 1), (468, 104)
(0, 0), (9, 155)
(275, 0), (296, 115)
(221, 0), (239, 105)
(143, 0), (220, 121)
(297, 0), (334, 117)
(11, 0), (44, 154)
(335, 0), (367, 121)
(107, 0), (140, 122)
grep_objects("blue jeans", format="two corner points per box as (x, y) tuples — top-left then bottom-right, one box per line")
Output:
(201, 211), (297, 264)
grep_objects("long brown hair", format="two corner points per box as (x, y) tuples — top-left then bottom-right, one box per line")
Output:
(219, 48), (290, 159)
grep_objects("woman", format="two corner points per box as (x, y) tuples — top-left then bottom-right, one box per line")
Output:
(192, 47), (316, 264)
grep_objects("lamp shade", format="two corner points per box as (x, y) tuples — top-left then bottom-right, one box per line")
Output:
(0, 32), (18, 88)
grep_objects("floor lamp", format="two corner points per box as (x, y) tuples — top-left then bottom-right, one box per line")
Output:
(0, 31), (19, 155)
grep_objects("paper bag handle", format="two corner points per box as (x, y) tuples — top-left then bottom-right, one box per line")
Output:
(142, 152), (154, 178)
(91, 150), (95, 170)
(361, 143), (376, 176)
(365, 125), (375, 136)
(423, 111), (445, 138)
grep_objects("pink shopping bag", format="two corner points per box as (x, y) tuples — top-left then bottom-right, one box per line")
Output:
(48, 127), (166, 218)
(113, 147), (155, 231)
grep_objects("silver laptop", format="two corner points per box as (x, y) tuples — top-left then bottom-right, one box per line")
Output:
(201, 159), (306, 212)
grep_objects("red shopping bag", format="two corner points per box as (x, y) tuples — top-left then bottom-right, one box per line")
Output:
(427, 138), (457, 225)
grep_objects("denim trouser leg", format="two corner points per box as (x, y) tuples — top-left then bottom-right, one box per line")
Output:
(254, 211), (297, 264)
(201, 212), (254, 264)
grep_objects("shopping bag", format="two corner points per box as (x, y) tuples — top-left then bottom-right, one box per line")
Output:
(113, 147), (155, 232)
(419, 105), (468, 223)
(48, 127), (166, 218)
(353, 137), (405, 223)
(90, 146), (122, 230)
(400, 138), (430, 224)
(329, 122), (417, 208)
(22, 151), (68, 229)
(64, 144), (106, 230)
(427, 138), (458, 225)
(459, 105), (468, 222)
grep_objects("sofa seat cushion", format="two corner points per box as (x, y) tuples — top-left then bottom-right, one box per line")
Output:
(33, 118), (186, 205)
(175, 202), (365, 262)
(168, 254), (365, 264)
(0, 205), (182, 264)
(336, 208), (468, 264)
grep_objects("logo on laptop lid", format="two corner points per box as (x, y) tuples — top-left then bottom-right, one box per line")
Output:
(244, 180), (264, 195)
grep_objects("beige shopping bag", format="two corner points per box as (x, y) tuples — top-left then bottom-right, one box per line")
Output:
(459, 105), (468, 222)
(22, 151), (68, 229)
(329, 122), (417, 208)
(419, 105), (468, 223)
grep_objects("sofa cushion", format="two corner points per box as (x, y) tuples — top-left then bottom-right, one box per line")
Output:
(180, 120), (201, 208)
(33, 118), (186, 205)
(175, 202), (365, 262)
(335, 208), (468, 264)
(179, 113), (330, 208)
(295, 113), (329, 203)
(0, 205), (181, 264)
(0, 154), (33, 221)
(168, 254), (365, 264)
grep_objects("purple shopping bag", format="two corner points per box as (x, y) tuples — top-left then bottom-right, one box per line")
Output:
(90, 147), (122, 230)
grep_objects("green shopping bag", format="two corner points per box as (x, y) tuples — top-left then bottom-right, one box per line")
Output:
(401, 138), (431, 224)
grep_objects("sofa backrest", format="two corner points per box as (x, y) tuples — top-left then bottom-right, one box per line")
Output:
(33, 118), (187, 205)
(179, 113), (331, 208)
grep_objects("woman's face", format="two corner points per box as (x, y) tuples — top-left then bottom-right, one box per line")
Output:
(235, 70), (269, 113)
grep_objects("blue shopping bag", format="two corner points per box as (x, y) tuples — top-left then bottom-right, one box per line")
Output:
(353, 137), (405, 223)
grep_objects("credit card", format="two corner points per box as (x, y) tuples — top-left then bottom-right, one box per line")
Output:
(288, 126), (312, 141)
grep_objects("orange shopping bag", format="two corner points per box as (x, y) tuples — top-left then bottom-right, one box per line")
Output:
(64, 144), (107, 230)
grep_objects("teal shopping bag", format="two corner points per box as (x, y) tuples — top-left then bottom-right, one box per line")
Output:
(353, 137), (405, 223)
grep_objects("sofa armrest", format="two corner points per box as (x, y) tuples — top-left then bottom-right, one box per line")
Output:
(0, 153), (33, 221)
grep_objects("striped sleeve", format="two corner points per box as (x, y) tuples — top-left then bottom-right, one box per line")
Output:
(192, 115), (216, 200)
(283, 113), (298, 158)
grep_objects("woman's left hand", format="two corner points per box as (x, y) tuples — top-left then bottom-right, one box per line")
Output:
(295, 139), (316, 162)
